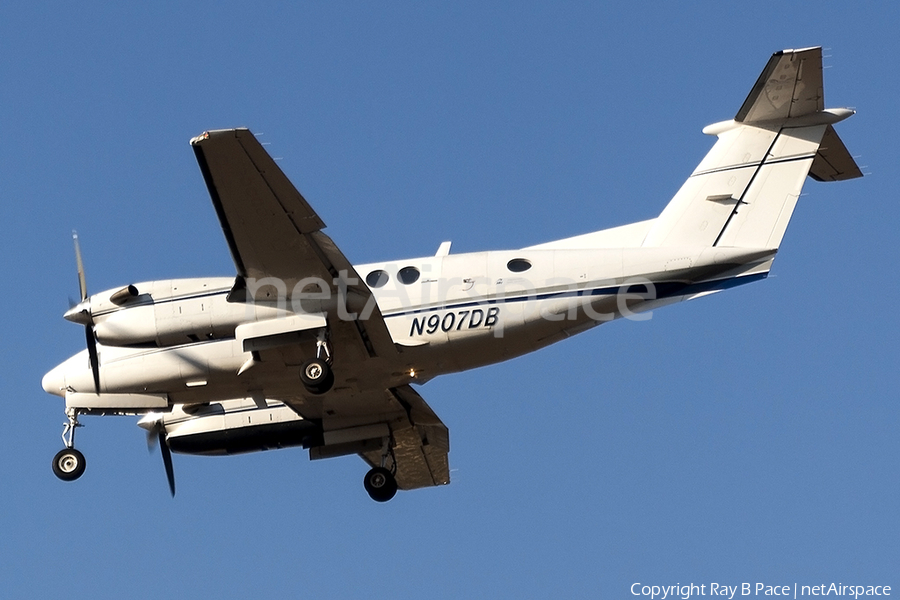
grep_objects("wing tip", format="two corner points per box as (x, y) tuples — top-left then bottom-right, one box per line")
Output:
(190, 128), (251, 146)
(189, 131), (210, 146)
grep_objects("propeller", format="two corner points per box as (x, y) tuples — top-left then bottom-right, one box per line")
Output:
(64, 232), (101, 394)
(139, 413), (176, 497)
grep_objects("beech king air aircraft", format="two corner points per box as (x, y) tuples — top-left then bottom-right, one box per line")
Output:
(42, 47), (861, 501)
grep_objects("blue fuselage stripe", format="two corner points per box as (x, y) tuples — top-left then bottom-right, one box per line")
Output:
(381, 273), (767, 319)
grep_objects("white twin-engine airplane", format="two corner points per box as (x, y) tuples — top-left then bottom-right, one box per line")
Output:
(42, 47), (860, 501)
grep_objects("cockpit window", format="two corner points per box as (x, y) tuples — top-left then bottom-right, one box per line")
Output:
(365, 270), (389, 288)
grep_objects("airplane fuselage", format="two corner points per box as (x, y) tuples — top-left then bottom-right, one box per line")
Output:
(44, 244), (774, 413)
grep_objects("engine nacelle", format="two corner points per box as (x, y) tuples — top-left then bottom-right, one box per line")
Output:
(142, 400), (392, 460)
(144, 399), (322, 456)
(90, 278), (286, 347)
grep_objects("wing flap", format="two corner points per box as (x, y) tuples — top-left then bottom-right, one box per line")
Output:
(381, 385), (450, 490)
(358, 386), (449, 490)
(298, 384), (450, 491)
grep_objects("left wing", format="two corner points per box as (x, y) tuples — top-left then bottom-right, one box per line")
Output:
(190, 128), (397, 359)
(300, 384), (450, 490)
(366, 385), (450, 490)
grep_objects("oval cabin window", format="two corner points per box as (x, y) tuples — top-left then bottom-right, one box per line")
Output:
(366, 270), (389, 288)
(398, 266), (421, 285)
(506, 258), (532, 273)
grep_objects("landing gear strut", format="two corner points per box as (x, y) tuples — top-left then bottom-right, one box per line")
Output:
(364, 437), (398, 502)
(300, 331), (334, 394)
(52, 409), (86, 482)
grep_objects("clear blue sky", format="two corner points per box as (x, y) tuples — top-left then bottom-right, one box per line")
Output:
(2, 2), (896, 598)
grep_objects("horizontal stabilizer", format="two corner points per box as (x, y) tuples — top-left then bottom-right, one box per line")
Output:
(736, 47), (824, 124)
(809, 125), (863, 181)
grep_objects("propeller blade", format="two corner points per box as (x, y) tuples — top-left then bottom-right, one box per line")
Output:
(85, 325), (100, 394)
(139, 414), (176, 497)
(73, 231), (88, 301)
(159, 431), (176, 497)
(144, 419), (161, 451)
(71, 231), (100, 393)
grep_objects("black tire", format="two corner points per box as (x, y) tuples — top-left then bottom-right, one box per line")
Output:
(300, 358), (334, 394)
(364, 466), (398, 502)
(52, 448), (86, 482)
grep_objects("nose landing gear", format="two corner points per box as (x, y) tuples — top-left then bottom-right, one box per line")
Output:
(52, 448), (86, 481)
(52, 409), (86, 482)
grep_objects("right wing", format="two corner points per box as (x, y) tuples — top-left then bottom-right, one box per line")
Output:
(190, 128), (326, 282)
(190, 128), (398, 360)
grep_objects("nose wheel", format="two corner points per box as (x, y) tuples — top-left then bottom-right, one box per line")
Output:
(53, 409), (86, 482)
(52, 448), (86, 481)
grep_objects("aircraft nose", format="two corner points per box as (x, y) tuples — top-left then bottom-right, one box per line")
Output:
(42, 365), (66, 397)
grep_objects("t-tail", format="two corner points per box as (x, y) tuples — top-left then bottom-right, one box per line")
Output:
(642, 47), (861, 253)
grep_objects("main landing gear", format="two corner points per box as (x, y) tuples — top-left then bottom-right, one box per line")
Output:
(52, 409), (86, 482)
(300, 332), (334, 395)
(364, 467), (397, 502)
(300, 358), (334, 394)
(364, 437), (398, 502)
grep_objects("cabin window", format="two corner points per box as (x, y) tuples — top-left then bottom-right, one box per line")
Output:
(398, 266), (421, 285)
(506, 258), (532, 273)
(366, 270), (389, 288)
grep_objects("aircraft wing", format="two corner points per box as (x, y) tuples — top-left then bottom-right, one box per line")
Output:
(192, 129), (447, 490)
(190, 128), (397, 359)
(360, 385), (450, 490)
(295, 384), (450, 490)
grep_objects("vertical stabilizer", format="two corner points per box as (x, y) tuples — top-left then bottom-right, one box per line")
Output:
(642, 47), (860, 250)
